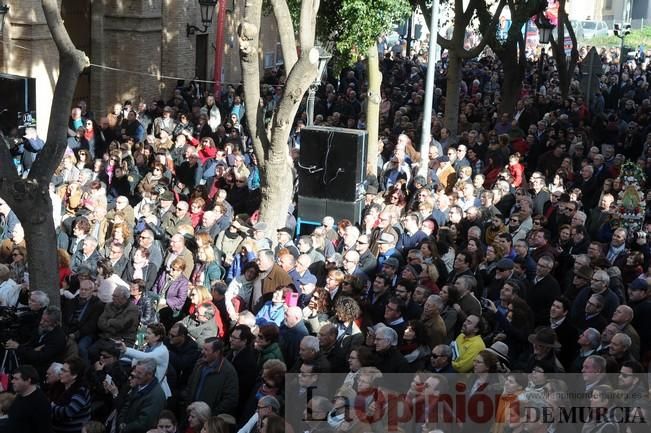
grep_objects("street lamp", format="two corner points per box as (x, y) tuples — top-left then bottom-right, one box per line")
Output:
(0, 3), (9, 36)
(306, 46), (332, 126)
(535, 13), (555, 44)
(186, 0), (218, 37)
(614, 22), (631, 83)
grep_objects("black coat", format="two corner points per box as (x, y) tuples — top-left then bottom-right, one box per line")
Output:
(554, 319), (579, 371)
(62, 295), (105, 340)
(123, 261), (158, 291)
(375, 347), (409, 373)
(165, 337), (200, 390)
(16, 326), (67, 378)
(225, 345), (258, 413)
(527, 275), (561, 327)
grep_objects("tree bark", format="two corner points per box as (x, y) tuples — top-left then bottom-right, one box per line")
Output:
(0, 0), (89, 307)
(240, 0), (320, 234)
(444, 53), (462, 136)
(549, 0), (579, 100)
(366, 43), (381, 178)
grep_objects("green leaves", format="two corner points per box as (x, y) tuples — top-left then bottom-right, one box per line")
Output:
(316, 0), (411, 65)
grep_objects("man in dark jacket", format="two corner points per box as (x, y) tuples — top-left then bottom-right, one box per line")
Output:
(165, 323), (200, 391)
(374, 326), (409, 373)
(225, 324), (258, 414)
(115, 358), (167, 433)
(62, 278), (104, 360)
(549, 296), (579, 370)
(6, 306), (67, 378)
(184, 337), (239, 416)
(7, 365), (53, 433)
(528, 256), (561, 327)
(279, 306), (310, 370)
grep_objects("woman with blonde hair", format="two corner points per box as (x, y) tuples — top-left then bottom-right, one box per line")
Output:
(191, 245), (223, 289)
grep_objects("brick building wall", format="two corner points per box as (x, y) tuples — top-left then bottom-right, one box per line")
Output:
(0, 0), (282, 136)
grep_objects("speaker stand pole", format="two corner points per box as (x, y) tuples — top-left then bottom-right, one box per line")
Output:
(306, 83), (317, 126)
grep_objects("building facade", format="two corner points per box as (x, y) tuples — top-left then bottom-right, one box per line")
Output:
(0, 0), (282, 137)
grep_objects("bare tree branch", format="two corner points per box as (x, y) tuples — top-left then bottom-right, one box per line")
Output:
(270, 0), (298, 73)
(274, 49), (318, 138)
(300, 0), (320, 51)
(239, 0), (268, 169)
(29, 0), (89, 183)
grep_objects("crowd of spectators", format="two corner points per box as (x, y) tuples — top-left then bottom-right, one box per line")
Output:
(0, 36), (651, 433)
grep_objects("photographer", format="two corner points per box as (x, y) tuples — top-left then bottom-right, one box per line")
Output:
(4, 305), (67, 378)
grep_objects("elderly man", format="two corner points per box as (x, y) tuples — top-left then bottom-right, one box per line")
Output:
(274, 227), (299, 258)
(71, 236), (102, 274)
(571, 269), (620, 325)
(374, 326), (409, 373)
(606, 228), (629, 268)
(279, 306), (309, 369)
(571, 327), (601, 372)
(164, 233), (194, 279)
(96, 285), (140, 346)
(528, 256), (561, 327)
(421, 295), (447, 348)
(115, 359), (167, 433)
(609, 333), (635, 369)
(428, 344), (455, 373)
(256, 249), (293, 300)
(581, 355), (608, 392)
(161, 201), (191, 239)
(5, 306), (67, 378)
(62, 278), (104, 359)
(290, 335), (330, 373)
(611, 305), (640, 360)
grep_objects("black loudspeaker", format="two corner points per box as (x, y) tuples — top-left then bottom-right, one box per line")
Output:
(298, 126), (367, 201)
(297, 196), (364, 226)
(297, 126), (367, 224)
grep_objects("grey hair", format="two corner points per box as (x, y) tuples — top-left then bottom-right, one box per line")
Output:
(84, 236), (98, 247)
(30, 290), (50, 308)
(113, 285), (130, 300)
(43, 306), (62, 326)
(186, 401), (211, 424)
(258, 249), (274, 261)
(426, 294), (444, 311)
(376, 327), (399, 346)
(612, 333), (632, 349)
(457, 275), (477, 293)
(259, 395), (281, 413)
(593, 270), (610, 285)
(585, 355), (607, 373)
(434, 344), (452, 358)
(136, 358), (157, 375)
(584, 328), (601, 348)
(48, 362), (64, 376)
(301, 335), (320, 352)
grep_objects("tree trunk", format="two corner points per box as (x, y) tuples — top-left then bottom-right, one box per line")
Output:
(499, 54), (522, 115)
(366, 43), (381, 178)
(239, 0), (320, 235)
(0, 0), (89, 307)
(444, 53), (462, 136)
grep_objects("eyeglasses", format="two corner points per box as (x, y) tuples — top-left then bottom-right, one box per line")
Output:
(257, 405), (270, 410)
(430, 353), (440, 359)
(11, 253), (22, 256)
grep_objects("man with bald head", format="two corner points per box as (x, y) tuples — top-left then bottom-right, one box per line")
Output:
(611, 305), (640, 360)
(164, 233), (194, 279)
(279, 306), (309, 370)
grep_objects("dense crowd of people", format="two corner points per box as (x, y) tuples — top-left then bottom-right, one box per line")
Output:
(0, 35), (651, 433)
